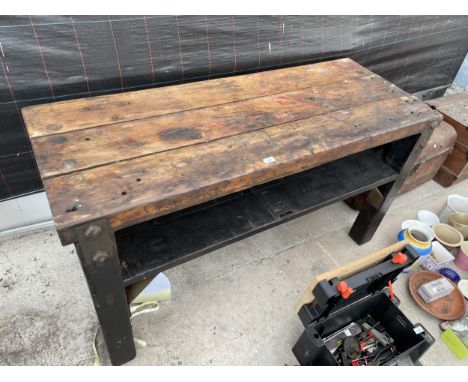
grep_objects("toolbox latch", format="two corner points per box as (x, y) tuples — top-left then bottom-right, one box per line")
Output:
(391, 252), (408, 265)
(337, 281), (354, 299)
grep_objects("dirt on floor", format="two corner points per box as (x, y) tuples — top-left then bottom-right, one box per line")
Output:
(1, 179), (468, 365)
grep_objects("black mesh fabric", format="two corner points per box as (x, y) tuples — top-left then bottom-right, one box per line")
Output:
(0, 15), (467, 200)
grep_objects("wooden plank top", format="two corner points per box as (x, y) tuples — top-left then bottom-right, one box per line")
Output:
(22, 58), (441, 245)
(427, 92), (468, 131)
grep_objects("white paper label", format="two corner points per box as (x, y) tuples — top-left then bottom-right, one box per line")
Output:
(263, 156), (276, 164)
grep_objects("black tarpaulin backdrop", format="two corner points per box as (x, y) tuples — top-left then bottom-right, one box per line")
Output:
(1, 15), (468, 201)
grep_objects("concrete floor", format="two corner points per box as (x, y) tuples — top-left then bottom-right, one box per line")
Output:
(1, 179), (467, 366)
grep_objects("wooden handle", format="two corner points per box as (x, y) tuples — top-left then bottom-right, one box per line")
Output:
(295, 240), (409, 313)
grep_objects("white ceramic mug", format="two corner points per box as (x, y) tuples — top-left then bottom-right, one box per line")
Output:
(417, 210), (440, 226)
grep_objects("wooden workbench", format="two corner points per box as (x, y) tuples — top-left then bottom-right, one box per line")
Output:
(22, 58), (441, 365)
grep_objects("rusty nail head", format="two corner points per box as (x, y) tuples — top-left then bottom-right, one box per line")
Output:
(93, 250), (109, 264)
(85, 224), (102, 238)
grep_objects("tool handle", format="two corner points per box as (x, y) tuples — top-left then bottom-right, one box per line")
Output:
(296, 240), (410, 313)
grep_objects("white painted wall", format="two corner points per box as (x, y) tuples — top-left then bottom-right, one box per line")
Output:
(0, 192), (53, 237)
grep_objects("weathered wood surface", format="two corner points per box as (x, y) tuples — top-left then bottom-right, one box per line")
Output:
(23, 58), (371, 137)
(31, 75), (404, 178)
(443, 140), (468, 174)
(435, 163), (468, 187)
(417, 121), (457, 159)
(400, 121), (457, 193)
(428, 92), (468, 146)
(430, 92), (468, 188)
(22, 58), (441, 244)
(40, 97), (439, 241)
(427, 92), (468, 109)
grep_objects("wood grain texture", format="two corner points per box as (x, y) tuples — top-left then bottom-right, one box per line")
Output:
(400, 121), (457, 193)
(22, 59), (442, 244)
(438, 113), (468, 147)
(43, 96), (440, 243)
(430, 92), (468, 189)
(22, 58), (371, 138)
(427, 92), (468, 109)
(32, 75), (404, 178)
(428, 93), (468, 145)
(401, 153), (453, 193)
(443, 140), (468, 174)
(417, 121), (457, 159)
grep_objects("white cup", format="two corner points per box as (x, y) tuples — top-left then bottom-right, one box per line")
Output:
(417, 210), (440, 226)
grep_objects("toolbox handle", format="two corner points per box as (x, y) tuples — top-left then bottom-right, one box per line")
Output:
(296, 240), (409, 313)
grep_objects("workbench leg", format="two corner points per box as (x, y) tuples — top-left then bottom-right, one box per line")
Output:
(349, 123), (438, 245)
(75, 219), (136, 365)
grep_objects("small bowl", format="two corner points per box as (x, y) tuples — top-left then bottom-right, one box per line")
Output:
(417, 210), (440, 226)
(404, 228), (432, 247)
(449, 212), (468, 240)
(459, 280), (468, 299)
(433, 223), (464, 250)
(397, 229), (432, 257)
(401, 220), (435, 241)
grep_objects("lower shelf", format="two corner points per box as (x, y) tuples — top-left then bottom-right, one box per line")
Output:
(116, 149), (398, 286)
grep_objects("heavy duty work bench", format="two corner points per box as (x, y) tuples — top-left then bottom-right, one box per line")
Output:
(22, 58), (441, 365)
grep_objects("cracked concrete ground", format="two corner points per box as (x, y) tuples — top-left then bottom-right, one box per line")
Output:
(1, 179), (468, 365)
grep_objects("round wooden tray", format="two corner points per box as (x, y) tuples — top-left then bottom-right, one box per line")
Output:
(408, 271), (466, 320)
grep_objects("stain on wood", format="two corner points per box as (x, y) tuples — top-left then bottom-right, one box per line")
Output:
(49, 135), (68, 144)
(22, 59), (441, 244)
(22, 58), (371, 137)
(159, 127), (203, 141)
(44, 97), (439, 240)
(31, 75), (404, 178)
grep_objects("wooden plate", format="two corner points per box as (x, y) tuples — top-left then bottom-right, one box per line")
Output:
(408, 270), (466, 320)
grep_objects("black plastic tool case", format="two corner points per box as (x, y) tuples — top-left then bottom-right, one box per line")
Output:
(293, 247), (435, 366)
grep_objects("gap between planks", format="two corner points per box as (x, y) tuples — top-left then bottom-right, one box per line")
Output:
(32, 75), (406, 179)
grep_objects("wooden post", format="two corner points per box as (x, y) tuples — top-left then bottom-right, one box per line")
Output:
(74, 219), (136, 365)
(349, 122), (438, 245)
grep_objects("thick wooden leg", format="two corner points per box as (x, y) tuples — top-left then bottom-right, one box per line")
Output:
(349, 123), (437, 245)
(75, 219), (136, 365)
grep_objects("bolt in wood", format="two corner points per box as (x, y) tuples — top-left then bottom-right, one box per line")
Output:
(85, 224), (102, 238)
